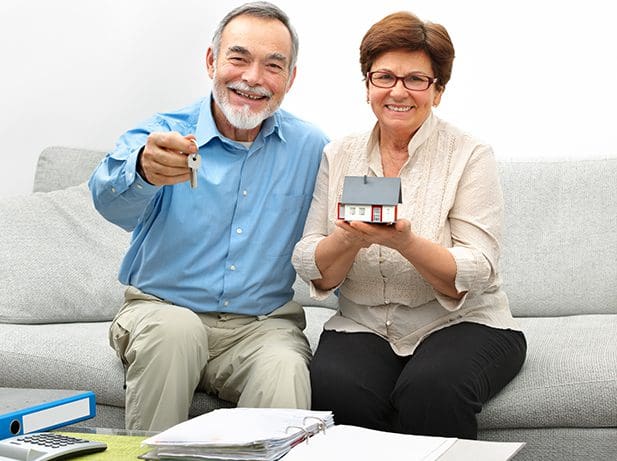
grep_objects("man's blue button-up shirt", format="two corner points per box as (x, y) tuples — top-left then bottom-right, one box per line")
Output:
(88, 96), (328, 315)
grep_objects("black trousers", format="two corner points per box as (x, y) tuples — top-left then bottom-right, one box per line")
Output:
(310, 322), (526, 439)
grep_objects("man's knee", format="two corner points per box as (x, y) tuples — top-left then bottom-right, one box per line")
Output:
(239, 329), (311, 408)
(127, 306), (209, 366)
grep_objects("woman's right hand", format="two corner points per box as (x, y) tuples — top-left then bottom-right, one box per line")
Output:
(312, 221), (368, 290)
(333, 220), (372, 250)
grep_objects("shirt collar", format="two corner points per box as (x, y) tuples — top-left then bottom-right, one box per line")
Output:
(367, 112), (438, 175)
(194, 94), (285, 148)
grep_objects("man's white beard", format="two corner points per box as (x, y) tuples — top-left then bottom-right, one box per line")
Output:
(219, 101), (268, 130)
(212, 73), (277, 130)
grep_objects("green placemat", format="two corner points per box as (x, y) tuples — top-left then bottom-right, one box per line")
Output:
(58, 432), (150, 460)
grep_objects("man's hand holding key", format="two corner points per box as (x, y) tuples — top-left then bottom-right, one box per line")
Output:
(138, 132), (200, 187)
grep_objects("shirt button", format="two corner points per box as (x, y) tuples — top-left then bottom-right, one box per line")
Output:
(223, 300), (229, 307)
(236, 228), (243, 234)
(111, 187), (116, 193)
(136, 184), (143, 190)
(242, 190), (248, 196)
(384, 299), (390, 304)
(386, 320), (392, 327)
(230, 265), (236, 271)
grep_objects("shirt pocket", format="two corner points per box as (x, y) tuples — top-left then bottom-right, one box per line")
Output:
(261, 192), (311, 257)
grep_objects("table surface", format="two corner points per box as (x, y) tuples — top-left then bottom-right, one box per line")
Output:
(57, 427), (151, 460)
(60, 426), (523, 461)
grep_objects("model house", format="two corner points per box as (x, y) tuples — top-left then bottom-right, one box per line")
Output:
(337, 175), (402, 223)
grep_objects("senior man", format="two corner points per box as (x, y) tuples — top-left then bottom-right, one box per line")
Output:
(89, 2), (328, 431)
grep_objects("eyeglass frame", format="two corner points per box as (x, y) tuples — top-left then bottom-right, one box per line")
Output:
(366, 71), (439, 91)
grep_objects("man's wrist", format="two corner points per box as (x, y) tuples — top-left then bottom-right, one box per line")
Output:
(135, 146), (153, 185)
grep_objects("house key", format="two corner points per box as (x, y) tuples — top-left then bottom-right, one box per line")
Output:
(187, 139), (201, 189)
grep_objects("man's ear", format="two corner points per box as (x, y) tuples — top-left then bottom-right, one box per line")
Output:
(206, 47), (215, 79)
(285, 66), (297, 93)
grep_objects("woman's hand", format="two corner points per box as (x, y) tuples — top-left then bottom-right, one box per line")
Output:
(332, 220), (372, 249)
(336, 218), (416, 253)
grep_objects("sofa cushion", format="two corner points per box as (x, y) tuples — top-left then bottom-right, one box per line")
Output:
(0, 183), (130, 323)
(0, 322), (124, 406)
(499, 159), (617, 317)
(303, 306), (335, 352)
(479, 315), (617, 429)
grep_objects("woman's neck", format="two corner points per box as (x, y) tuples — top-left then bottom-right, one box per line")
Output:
(380, 143), (409, 177)
(378, 126), (412, 175)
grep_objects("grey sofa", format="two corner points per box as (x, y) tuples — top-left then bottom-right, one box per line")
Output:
(1, 146), (616, 460)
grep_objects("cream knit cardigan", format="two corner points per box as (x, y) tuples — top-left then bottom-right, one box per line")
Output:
(292, 114), (520, 355)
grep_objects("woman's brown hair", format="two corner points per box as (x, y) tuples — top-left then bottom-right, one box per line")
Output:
(360, 12), (455, 91)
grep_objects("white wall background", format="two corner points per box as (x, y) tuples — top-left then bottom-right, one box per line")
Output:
(1, 0), (616, 198)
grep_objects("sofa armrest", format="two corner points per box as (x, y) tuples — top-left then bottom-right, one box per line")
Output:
(33, 146), (108, 193)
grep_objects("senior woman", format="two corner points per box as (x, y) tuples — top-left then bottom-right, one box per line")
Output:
(292, 11), (526, 439)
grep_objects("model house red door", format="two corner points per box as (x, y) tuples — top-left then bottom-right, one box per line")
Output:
(372, 205), (382, 222)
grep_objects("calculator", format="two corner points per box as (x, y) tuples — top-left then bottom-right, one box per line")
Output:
(0, 432), (107, 460)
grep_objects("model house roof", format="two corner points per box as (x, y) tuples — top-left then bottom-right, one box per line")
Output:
(340, 176), (402, 206)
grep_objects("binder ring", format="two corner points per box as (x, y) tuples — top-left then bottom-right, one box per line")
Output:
(303, 416), (327, 434)
(285, 425), (311, 444)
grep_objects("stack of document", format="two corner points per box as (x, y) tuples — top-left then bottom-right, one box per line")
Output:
(140, 407), (334, 461)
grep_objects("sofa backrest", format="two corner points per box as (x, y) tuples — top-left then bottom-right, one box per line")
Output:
(499, 159), (617, 317)
(1, 146), (130, 324)
(32, 147), (617, 318)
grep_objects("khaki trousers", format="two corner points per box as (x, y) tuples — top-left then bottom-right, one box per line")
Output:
(109, 286), (312, 431)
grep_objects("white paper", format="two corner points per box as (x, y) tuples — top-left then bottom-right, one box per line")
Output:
(281, 425), (457, 461)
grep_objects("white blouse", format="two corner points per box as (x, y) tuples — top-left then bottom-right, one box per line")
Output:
(292, 114), (521, 356)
